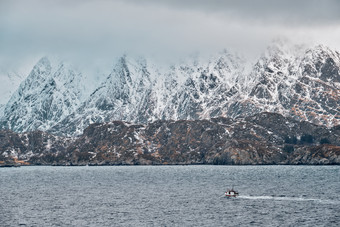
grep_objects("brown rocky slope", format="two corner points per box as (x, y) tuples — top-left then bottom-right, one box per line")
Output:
(1, 112), (339, 166)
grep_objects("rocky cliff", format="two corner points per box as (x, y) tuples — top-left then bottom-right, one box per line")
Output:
(1, 113), (339, 166)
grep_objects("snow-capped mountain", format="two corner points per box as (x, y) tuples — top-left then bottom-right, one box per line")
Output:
(50, 50), (246, 135)
(51, 55), (156, 135)
(1, 41), (339, 136)
(1, 57), (89, 132)
(222, 42), (340, 127)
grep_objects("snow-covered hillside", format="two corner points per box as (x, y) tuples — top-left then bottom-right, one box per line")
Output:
(1, 57), (90, 132)
(1, 41), (339, 136)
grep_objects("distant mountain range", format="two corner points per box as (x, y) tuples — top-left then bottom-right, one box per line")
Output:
(0, 40), (339, 136)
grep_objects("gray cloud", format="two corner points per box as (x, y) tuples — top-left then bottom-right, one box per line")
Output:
(127, 0), (340, 26)
(0, 0), (340, 77)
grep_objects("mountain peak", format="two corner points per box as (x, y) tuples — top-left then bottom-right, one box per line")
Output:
(299, 44), (340, 82)
(1, 43), (339, 135)
(37, 56), (50, 66)
(304, 44), (340, 60)
(30, 56), (52, 78)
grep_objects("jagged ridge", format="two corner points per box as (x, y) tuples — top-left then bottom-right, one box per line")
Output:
(0, 42), (339, 136)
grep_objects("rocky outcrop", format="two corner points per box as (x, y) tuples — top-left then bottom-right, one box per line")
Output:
(0, 129), (73, 166)
(289, 145), (340, 165)
(1, 113), (339, 166)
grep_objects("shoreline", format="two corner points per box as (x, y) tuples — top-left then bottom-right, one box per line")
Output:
(2, 163), (339, 168)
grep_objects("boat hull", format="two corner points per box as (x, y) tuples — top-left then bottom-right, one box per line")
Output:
(225, 189), (239, 197)
(225, 195), (238, 197)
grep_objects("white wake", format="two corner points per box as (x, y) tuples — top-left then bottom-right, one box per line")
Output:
(237, 195), (339, 204)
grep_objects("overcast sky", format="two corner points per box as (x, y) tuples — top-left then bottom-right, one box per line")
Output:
(1, 0), (340, 76)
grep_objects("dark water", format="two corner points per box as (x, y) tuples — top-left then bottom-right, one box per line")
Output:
(0, 165), (339, 226)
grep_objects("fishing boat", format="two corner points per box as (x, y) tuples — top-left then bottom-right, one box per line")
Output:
(225, 187), (239, 197)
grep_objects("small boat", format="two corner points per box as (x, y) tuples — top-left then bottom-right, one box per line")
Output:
(225, 187), (239, 197)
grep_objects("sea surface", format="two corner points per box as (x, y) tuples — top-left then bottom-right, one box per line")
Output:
(0, 165), (339, 226)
